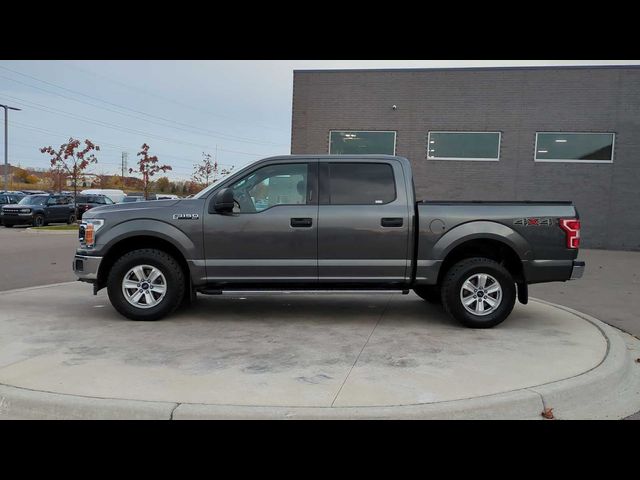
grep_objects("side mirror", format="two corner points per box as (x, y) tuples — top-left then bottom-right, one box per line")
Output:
(210, 188), (235, 214)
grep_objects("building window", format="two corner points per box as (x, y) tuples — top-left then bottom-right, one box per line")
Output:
(534, 133), (615, 163)
(329, 131), (396, 155)
(325, 163), (396, 205)
(427, 132), (501, 161)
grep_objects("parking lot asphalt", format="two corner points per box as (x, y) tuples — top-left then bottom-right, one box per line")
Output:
(0, 226), (78, 292)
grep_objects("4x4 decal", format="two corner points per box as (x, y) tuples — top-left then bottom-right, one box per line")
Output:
(514, 217), (553, 226)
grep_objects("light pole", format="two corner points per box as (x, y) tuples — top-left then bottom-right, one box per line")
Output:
(1, 104), (21, 192)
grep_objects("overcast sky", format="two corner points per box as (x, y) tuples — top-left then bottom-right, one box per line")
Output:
(1, 60), (639, 181)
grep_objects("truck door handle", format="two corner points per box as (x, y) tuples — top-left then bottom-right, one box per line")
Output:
(381, 217), (403, 227)
(291, 217), (313, 228)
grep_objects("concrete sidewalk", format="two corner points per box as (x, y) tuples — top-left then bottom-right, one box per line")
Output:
(1, 284), (639, 419)
(530, 249), (640, 338)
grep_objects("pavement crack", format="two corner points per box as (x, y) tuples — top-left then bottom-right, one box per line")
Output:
(169, 403), (181, 420)
(330, 294), (393, 408)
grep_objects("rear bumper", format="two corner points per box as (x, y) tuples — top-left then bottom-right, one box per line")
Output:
(73, 254), (102, 281)
(570, 260), (585, 280)
(523, 258), (585, 284)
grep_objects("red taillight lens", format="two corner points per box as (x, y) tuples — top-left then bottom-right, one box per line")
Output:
(559, 219), (581, 249)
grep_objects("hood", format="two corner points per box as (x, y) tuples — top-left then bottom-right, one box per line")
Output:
(83, 199), (182, 218)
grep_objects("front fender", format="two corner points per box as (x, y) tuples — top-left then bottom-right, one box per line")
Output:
(96, 219), (198, 260)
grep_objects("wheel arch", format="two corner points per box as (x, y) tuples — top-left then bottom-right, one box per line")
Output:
(96, 234), (191, 294)
(434, 222), (530, 286)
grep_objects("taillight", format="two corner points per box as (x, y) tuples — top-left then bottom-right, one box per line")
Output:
(559, 218), (580, 249)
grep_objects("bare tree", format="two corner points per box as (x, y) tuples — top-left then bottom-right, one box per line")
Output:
(192, 152), (234, 187)
(129, 143), (172, 200)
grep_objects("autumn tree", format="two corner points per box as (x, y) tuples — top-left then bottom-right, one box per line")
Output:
(129, 143), (172, 200)
(40, 138), (100, 206)
(155, 176), (170, 193)
(13, 167), (39, 184)
(191, 152), (234, 187)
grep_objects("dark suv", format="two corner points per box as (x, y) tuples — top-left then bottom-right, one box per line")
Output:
(76, 194), (115, 220)
(0, 193), (25, 225)
(1, 194), (76, 227)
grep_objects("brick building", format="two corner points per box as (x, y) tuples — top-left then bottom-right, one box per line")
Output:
(290, 66), (640, 250)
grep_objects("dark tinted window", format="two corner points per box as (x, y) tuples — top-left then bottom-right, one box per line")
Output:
(19, 195), (48, 206)
(427, 132), (501, 160)
(76, 196), (90, 203)
(329, 131), (396, 155)
(327, 163), (396, 205)
(535, 133), (614, 162)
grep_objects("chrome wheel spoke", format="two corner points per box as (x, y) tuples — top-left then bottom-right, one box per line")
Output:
(463, 296), (476, 306)
(485, 283), (500, 294)
(147, 269), (162, 284)
(143, 291), (154, 305)
(484, 296), (498, 308)
(477, 274), (488, 289)
(152, 284), (166, 294)
(131, 290), (144, 304)
(123, 280), (139, 290)
(132, 266), (146, 282)
(462, 280), (476, 293)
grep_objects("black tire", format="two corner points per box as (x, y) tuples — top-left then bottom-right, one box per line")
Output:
(106, 248), (185, 321)
(32, 214), (45, 227)
(413, 285), (442, 304)
(4, 224), (12, 228)
(67, 213), (77, 224)
(440, 257), (516, 329)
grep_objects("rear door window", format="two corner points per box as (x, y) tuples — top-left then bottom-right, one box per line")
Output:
(325, 163), (396, 205)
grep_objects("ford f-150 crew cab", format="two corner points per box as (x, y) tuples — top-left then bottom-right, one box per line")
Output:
(73, 155), (584, 328)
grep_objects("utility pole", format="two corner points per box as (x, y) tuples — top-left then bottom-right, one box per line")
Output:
(1, 104), (21, 192)
(121, 152), (128, 188)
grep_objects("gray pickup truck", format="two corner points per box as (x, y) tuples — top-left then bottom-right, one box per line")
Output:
(73, 155), (584, 328)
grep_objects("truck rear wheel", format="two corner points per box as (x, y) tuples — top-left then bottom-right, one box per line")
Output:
(413, 285), (442, 304)
(440, 257), (516, 328)
(107, 248), (185, 321)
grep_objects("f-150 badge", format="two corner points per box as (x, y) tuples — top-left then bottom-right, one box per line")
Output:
(173, 213), (199, 220)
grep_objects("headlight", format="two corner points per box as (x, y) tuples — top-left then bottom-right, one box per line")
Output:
(83, 218), (104, 232)
(81, 219), (104, 248)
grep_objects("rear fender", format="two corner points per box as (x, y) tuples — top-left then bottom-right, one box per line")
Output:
(433, 221), (532, 262)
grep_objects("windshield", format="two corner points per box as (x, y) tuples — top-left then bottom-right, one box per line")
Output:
(192, 160), (258, 199)
(18, 195), (48, 206)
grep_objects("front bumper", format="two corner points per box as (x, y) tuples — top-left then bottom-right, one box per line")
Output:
(570, 260), (585, 280)
(73, 254), (103, 281)
(1, 213), (34, 225)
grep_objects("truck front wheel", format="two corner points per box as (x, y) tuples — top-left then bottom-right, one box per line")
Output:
(106, 248), (185, 321)
(440, 257), (516, 328)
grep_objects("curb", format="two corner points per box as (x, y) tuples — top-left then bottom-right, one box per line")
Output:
(526, 299), (640, 419)
(0, 297), (638, 420)
(26, 228), (78, 235)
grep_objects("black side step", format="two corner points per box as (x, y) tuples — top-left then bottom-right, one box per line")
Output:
(198, 288), (223, 295)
